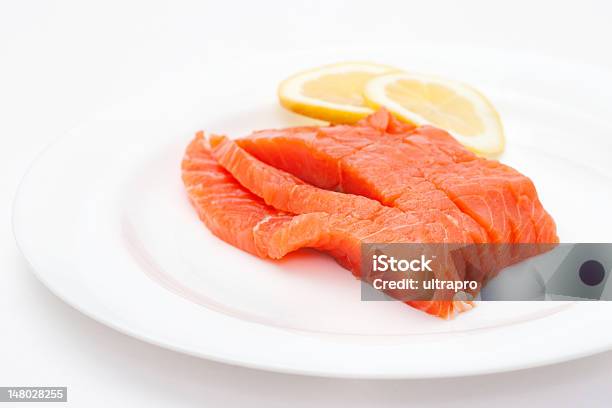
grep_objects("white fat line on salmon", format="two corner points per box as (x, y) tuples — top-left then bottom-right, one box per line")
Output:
(252, 215), (273, 234)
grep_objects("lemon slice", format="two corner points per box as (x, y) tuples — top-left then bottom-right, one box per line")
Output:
(364, 73), (505, 154)
(278, 62), (400, 124)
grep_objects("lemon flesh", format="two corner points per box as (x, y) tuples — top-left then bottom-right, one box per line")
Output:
(364, 73), (505, 155)
(278, 62), (399, 124)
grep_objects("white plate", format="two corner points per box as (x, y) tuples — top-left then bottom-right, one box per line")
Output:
(13, 45), (612, 378)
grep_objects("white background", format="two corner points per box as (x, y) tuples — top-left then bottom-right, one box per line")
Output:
(1, 1), (612, 406)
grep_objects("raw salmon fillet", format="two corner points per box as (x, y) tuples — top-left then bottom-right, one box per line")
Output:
(182, 132), (370, 263)
(237, 109), (558, 247)
(182, 133), (473, 317)
(181, 109), (558, 319)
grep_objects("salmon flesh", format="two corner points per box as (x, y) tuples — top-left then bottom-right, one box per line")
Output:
(181, 109), (558, 318)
